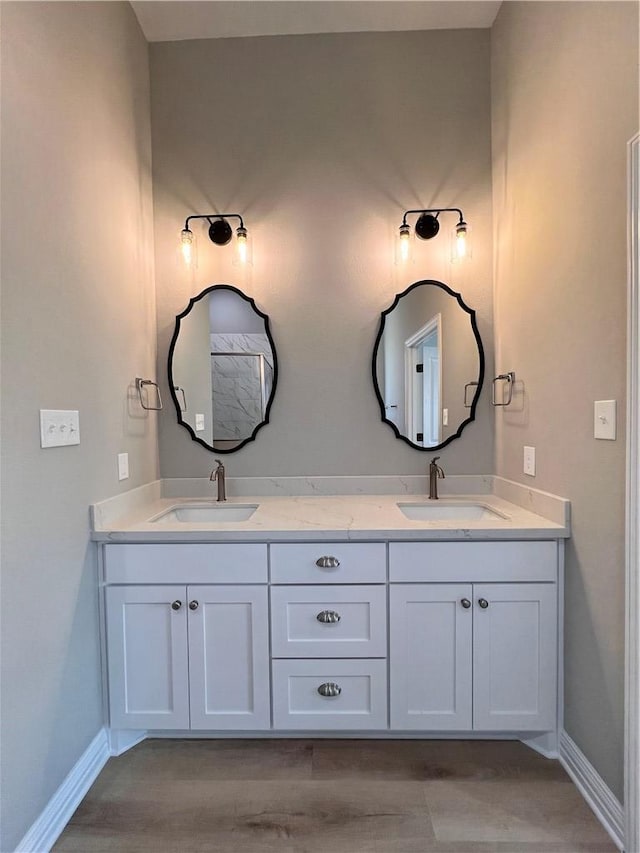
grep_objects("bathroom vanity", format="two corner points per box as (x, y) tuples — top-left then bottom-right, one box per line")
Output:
(93, 482), (569, 754)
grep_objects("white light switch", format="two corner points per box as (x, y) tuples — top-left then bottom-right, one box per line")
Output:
(442, 408), (449, 426)
(118, 453), (129, 481)
(524, 446), (536, 476)
(594, 400), (616, 440)
(195, 413), (205, 432)
(40, 410), (80, 448)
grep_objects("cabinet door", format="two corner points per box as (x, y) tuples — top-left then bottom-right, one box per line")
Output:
(473, 583), (557, 731)
(106, 586), (190, 730)
(188, 585), (270, 730)
(390, 584), (472, 730)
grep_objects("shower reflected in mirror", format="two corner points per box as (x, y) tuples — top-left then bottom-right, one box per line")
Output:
(168, 285), (277, 453)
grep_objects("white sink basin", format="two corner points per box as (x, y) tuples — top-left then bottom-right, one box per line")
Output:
(397, 502), (508, 521)
(151, 503), (259, 523)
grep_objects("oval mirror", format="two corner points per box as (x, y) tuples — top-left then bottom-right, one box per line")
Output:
(168, 285), (278, 453)
(372, 279), (484, 450)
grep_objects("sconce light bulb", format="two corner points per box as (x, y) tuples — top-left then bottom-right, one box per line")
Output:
(398, 223), (411, 263)
(452, 220), (471, 262)
(236, 226), (248, 264)
(456, 229), (467, 259)
(180, 228), (194, 265)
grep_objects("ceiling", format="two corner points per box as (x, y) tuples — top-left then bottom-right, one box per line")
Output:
(131, 1), (502, 43)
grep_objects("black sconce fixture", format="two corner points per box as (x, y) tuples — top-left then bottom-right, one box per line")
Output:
(398, 207), (471, 263)
(180, 213), (250, 266)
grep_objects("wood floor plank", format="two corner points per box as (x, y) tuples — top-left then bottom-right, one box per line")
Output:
(311, 738), (569, 782)
(423, 778), (615, 848)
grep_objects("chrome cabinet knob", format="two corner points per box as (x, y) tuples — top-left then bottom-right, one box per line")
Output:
(316, 556), (340, 569)
(171, 600), (182, 611)
(478, 598), (489, 609)
(461, 598), (471, 609)
(317, 682), (342, 698)
(316, 610), (341, 624)
(189, 600), (199, 611)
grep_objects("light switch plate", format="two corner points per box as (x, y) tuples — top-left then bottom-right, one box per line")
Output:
(594, 400), (616, 440)
(118, 452), (129, 481)
(40, 410), (80, 448)
(524, 445), (536, 476)
(195, 413), (205, 432)
(442, 408), (449, 426)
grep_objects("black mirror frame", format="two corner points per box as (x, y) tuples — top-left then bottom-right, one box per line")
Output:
(371, 278), (485, 452)
(167, 284), (278, 454)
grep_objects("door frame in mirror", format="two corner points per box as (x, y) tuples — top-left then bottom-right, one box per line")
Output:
(167, 284), (278, 454)
(371, 279), (484, 452)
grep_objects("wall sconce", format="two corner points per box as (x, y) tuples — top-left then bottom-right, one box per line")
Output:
(398, 207), (471, 264)
(180, 213), (252, 267)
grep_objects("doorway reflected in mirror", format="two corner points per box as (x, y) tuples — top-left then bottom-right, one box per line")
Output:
(372, 280), (484, 451)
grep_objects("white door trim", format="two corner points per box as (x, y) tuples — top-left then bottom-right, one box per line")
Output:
(625, 130), (639, 853)
(404, 313), (442, 445)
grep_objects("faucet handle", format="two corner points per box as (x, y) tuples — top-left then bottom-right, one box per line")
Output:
(430, 456), (445, 478)
(210, 459), (224, 481)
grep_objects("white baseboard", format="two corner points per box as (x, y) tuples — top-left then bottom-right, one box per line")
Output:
(15, 727), (110, 853)
(559, 729), (624, 850)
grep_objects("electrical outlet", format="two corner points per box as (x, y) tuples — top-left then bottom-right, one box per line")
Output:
(523, 446), (536, 476)
(40, 410), (80, 448)
(118, 452), (129, 481)
(195, 413), (205, 432)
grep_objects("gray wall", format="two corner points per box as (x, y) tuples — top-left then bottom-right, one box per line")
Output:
(491, 0), (638, 800)
(0, 3), (158, 849)
(151, 29), (495, 477)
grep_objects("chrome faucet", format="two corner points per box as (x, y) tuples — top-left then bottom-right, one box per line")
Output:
(210, 459), (226, 502)
(429, 456), (445, 500)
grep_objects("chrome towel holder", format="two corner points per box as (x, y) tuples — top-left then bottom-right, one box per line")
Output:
(464, 381), (479, 408)
(135, 378), (163, 411)
(173, 386), (187, 412)
(491, 372), (516, 407)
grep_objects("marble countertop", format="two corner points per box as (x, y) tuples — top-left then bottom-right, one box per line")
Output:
(91, 489), (570, 543)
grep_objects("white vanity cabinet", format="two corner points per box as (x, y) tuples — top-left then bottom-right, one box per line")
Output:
(104, 545), (270, 731)
(101, 536), (562, 742)
(389, 542), (559, 734)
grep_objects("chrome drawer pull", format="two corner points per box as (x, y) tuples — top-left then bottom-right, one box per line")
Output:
(188, 600), (199, 611)
(171, 600), (182, 611)
(316, 556), (340, 569)
(461, 598), (471, 609)
(316, 610), (341, 624)
(478, 598), (489, 609)
(317, 682), (342, 698)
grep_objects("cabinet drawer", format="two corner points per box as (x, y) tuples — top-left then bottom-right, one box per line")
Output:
(104, 544), (268, 584)
(272, 659), (387, 730)
(389, 541), (557, 583)
(270, 543), (386, 584)
(271, 585), (387, 658)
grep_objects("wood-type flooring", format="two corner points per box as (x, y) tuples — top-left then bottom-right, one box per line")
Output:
(54, 739), (616, 852)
